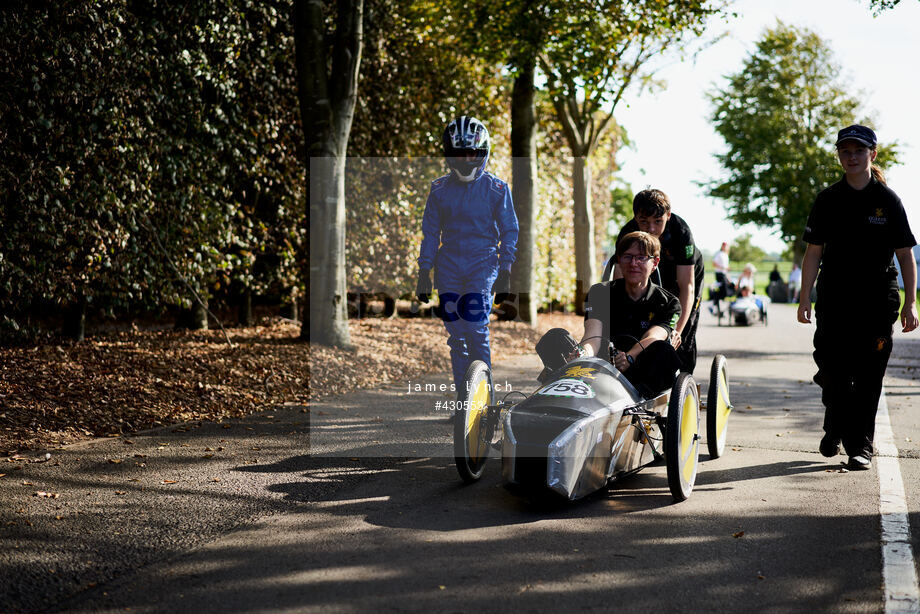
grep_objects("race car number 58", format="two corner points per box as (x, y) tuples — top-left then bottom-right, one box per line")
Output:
(538, 378), (595, 398)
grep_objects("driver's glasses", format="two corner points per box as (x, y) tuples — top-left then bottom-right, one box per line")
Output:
(619, 253), (653, 264)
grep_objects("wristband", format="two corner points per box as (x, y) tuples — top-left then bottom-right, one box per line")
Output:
(626, 354), (635, 366)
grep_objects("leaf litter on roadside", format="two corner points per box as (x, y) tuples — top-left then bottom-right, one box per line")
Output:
(1, 315), (554, 456)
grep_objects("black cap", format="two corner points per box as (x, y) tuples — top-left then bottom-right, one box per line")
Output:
(835, 124), (877, 148)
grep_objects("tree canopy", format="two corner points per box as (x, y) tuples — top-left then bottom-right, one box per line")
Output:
(704, 22), (899, 256)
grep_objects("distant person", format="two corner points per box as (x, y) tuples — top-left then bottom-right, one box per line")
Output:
(769, 264), (782, 283)
(711, 241), (731, 313)
(787, 263), (802, 302)
(737, 263), (756, 296)
(606, 189), (704, 373)
(767, 264), (788, 303)
(797, 124), (918, 470)
(415, 116), (519, 407)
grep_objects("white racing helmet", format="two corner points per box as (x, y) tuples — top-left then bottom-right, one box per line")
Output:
(442, 116), (490, 182)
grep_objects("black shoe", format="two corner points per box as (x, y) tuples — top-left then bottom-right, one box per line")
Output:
(819, 434), (841, 458)
(847, 454), (871, 470)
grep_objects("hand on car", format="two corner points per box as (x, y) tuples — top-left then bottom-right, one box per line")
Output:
(612, 350), (630, 372)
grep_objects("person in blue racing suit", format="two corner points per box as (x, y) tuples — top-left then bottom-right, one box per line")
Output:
(415, 116), (519, 400)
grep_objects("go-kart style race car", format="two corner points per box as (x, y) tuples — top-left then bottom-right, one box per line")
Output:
(453, 340), (732, 502)
(717, 295), (768, 327)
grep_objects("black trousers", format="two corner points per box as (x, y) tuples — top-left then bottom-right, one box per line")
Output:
(814, 314), (893, 456)
(677, 305), (700, 374)
(625, 339), (682, 398)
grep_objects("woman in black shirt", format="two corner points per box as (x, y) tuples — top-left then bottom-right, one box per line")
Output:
(797, 124), (918, 470)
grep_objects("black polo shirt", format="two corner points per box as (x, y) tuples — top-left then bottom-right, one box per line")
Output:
(804, 176), (916, 302)
(617, 213), (705, 298)
(584, 279), (681, 352)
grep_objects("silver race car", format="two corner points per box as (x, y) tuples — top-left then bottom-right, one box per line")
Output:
(454, 342), (732, 502)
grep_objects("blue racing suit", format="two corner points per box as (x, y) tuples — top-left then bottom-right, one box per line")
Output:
(418, 168), (519, 393)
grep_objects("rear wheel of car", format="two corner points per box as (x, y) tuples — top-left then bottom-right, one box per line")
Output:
(706, 354), (732, 459)
(666, 372), (700, 502)
(454, 360), (494, 483)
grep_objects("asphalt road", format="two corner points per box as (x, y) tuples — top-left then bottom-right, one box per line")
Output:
(1, 304), (918, 613)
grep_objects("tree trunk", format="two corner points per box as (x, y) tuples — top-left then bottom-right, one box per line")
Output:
(281, 287), (299, 321)
(309, 154), (351, 346)
(572, 155), (596, 315)
(239, 286), (253, 327)
(191, 300), (208, 330)
(62, 294), (87, 342)
(507, 57), (538, 325)
(294, 0), (363, 349)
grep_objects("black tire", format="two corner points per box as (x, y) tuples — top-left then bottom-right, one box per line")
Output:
(706, 354), (731, 459)
(454, 360), (494, 483)
(666, 372), (700, 502)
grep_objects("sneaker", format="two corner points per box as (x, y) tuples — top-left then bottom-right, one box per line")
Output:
(847, 454), (871, 470)
(819, 434), (841, 457)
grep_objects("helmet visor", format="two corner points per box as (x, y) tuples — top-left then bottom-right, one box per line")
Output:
(448, 158), (481, 177)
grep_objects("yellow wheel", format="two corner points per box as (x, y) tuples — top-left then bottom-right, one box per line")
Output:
(454, 360), (494, 483)
(706, 354), (732, 459)
(666, 373), (700, 502)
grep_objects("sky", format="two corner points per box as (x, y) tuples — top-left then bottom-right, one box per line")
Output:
(614, 0), (920, 257)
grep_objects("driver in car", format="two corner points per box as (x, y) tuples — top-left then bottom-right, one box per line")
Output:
(573, 231), (683, 396)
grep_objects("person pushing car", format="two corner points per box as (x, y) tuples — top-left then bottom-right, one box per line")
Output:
(415, 116), (519, 405)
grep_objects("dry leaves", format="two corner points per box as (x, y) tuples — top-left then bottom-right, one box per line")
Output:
(1, 314), (570, 456)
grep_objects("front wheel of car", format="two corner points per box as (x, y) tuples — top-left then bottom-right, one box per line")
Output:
(666, 372), (700, 502)
(454, 360), (494, 483)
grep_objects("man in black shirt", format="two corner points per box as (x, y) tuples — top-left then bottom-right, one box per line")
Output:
(606, 189), (705, 373)
(578, 231), (682, 396)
